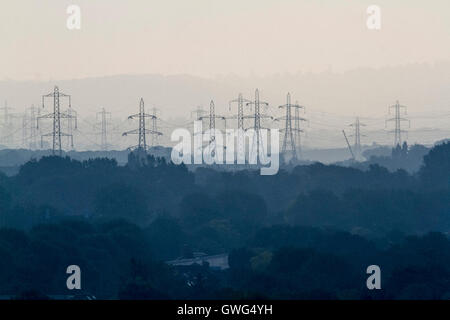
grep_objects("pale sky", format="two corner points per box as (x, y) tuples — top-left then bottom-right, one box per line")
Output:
(0, 0), (449, 80)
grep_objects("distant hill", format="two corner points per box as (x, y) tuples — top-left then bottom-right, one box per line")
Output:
(1, 62), (449, 121)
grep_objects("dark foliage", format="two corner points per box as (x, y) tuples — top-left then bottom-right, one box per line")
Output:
(0, 143), (449, 299)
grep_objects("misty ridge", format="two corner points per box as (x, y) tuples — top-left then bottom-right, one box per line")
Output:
(1, 62), (449, 120)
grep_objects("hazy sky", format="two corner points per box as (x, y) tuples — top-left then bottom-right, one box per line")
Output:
(0, 0), (449, 80)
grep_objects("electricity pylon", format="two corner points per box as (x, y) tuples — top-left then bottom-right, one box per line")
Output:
(293, 100), (306, 159)
(22, 114), (27, 148)
(150, 107), (160, 147)
(276, 93), (306, 162)
(37, 86), (77, 156)
(245, 89), (273, 163)
(122, 98), (162, 152)
(0, 101), (14, 146)
(96, 108), (111, 151)
(229, 93), (251, 131)
(386, 100), (410, 147)
(27, 105), (39, 149)
(349, 117), (366, 160)
(198, 100), (226, 145)
(65, 106), (77, 149)
(229, 93), (251, 161)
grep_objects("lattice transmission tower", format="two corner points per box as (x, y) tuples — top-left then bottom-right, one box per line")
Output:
(245, 89), (273, 163)
(229, 93), (251, 131)
(0, 101), (14, 147)
(65, 106), (77, 149)
(277, 93), (306, 162)
(27, 105), (40, 149)
(96, 108), (111, 151)
(122, 98), (162, 152)
(229, 93), (251, 162)
(293, 100), (306, 159)
(349, 117), (366, 160)
(37, 86), (77, 156)
(150, 107), (160, 147)
(386, 100), (410, 146)
(198, 100), (226, 145)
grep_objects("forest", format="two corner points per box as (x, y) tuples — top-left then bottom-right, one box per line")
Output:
(0, 142), (449, 299)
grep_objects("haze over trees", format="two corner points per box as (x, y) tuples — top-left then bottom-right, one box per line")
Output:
(0, 142), (449, 299)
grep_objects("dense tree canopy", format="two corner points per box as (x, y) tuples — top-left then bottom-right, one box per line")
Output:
(0, 143), (449, 299)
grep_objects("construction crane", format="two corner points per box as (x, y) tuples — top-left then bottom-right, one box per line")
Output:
(342, 129), (355, 160)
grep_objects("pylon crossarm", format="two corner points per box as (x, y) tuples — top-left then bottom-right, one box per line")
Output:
(246, 101), (268, 107)
(123, 128), (162, 136)
(59, 112), (77, 119)
(291, 116), (307, 121)
(199, 115), (225, 120)
(122, 129), (139, 136)
(37, 113), (55, 119)
(59, 133), (73, 137)
(230, 98), (251, 103)
(144, 129), (163, 136)
(127, 114), (139, 119)
(128, 113), (155, 119)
